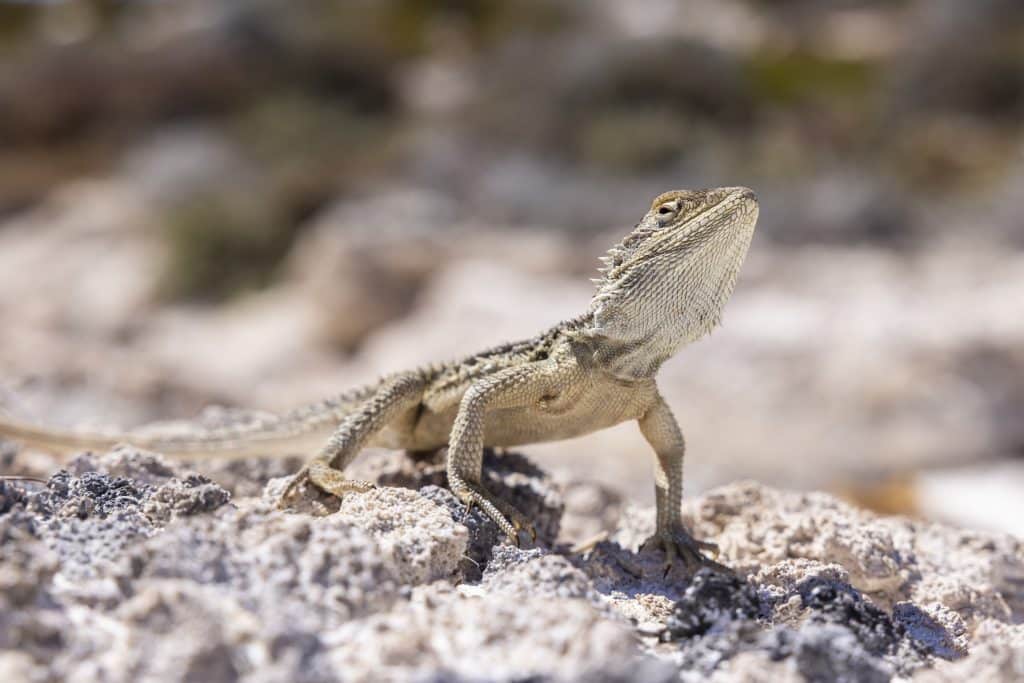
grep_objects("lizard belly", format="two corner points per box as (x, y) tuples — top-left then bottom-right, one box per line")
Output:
(483, 380), (653, 447)
(404, 406), (459, 450)
(404, 376), (655, 449)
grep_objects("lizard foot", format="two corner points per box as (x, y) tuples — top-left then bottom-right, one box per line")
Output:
(277, 461), (375, 509)
(642, 527), (732, 577)
(452, 479), (536, 546)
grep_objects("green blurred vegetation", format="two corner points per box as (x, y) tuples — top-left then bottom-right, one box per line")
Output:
(158, 93), (404, 302)
(158, 191), (299, 302)
(577, 108), (693, 171)
(744, 52), (877, 106)
(379, 0), (574, 55)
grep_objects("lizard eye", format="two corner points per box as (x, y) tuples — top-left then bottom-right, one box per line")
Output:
(656, 204), (677, 221)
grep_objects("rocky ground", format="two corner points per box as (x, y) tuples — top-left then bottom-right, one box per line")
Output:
(2, 4), (1023, 679)
(1, 441), (1021, 682)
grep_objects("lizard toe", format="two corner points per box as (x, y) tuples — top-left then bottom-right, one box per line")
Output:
(507, 508), (538, 544)
(451, 479), (519, 541)
(279, 462), (376, 509)
(307, 460), (375, 498)
(644, 527), (732, 577)
(277, 467), (311, 509)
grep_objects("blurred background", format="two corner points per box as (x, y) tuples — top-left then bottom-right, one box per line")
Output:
(1, 0), (1022, 534)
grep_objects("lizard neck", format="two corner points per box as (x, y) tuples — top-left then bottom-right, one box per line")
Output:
(585, 333), (676, 380)
(569, 320), (676, 381)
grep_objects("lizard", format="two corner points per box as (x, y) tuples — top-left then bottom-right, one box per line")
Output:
(0, 186), (759, 571)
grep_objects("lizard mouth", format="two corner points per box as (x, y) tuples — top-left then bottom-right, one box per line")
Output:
(732, 187), (757, 202)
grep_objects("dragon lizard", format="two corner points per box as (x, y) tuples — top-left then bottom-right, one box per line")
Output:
(0, 187), (759, 571)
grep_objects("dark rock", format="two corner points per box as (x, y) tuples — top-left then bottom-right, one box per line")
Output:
(778, 623), (894, 683)
(28, 470), (151, 520)
(664, 572), (952, 680)
(0, 477), (32, 515)
(893, 602), (965, 661)
(799, 578), (902, 657)
(663, 569), (767, 640)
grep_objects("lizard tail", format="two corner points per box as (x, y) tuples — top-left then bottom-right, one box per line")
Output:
(0, 412), (334, 459)
(0, 414), (124, 455)
(0, 380), (395, 460)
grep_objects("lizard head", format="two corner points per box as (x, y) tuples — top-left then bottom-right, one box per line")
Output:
(585, 186), (759, 376)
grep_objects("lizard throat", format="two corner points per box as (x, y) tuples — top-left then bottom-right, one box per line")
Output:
(583, 204), (757, 379)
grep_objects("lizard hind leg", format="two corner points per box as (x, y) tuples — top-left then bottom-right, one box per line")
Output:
(278, 372), (426, 508)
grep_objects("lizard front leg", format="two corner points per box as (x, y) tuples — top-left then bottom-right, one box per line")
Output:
(446, 363), (556, 543)
(638, 393), (731, 574)
(279, 372), (425, 507)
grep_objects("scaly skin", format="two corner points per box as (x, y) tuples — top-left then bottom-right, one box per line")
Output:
(1, 187), (759, 571)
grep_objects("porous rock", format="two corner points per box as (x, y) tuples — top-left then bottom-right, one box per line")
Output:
(1, 449), (1022, 682)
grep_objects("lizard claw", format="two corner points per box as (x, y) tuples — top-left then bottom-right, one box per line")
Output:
(462, 496), (477, 522)
(451, 479), (536, 546)
(642, 527), (732, 577)
(500, 498), (539, 546)
(509, 510), (538, 544)
(459, 495), (519, 549)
